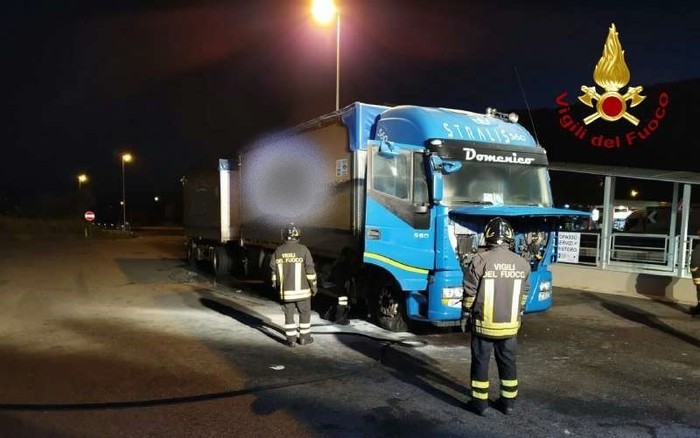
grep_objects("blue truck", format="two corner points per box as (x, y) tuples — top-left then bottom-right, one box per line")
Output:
(183, 102), (588, 332)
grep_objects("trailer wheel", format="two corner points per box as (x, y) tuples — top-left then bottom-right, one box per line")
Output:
(372, 276), (408, 333)
(186, 241), (198, 268)
(246, 247), (265, 279)
(230, 247), (247, 279)
(212, 246), (231, 279)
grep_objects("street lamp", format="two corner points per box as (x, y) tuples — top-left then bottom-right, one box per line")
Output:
(121, 153), (133, 230)
(77, 174), (88, 190)
(311, 0), (340, 111)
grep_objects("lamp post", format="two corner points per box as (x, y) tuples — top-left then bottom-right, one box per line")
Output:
(121, 153), (133, 231)
(77, 174), (88, 190)
(311, 0), (340, 111)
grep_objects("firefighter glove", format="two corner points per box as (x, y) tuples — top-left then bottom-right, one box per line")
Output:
(460, 312), (471, 333)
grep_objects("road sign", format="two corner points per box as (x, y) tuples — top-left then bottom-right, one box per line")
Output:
(84, 211), (96, 222)
(647, 210), (657, 224)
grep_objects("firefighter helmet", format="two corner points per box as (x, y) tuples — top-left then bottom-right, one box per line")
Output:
(283, 223), (301, 241)
(484, 217), (514, 245)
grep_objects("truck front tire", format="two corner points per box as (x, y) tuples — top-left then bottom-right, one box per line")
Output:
(372, 276), (409, 333)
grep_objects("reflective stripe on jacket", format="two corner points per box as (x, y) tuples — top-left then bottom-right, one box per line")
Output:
(463, 244), (530, 339)
(270, 240), (317, 302)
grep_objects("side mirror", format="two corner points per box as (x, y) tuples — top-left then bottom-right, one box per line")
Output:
(378, 140), (400, 157)
(428, 155), (444, 203)
(441, 160), (462, 174)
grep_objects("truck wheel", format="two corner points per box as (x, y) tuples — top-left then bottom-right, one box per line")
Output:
(231, 250), (247, 279)
(212, 246), (231, 279)
(247, 247), (264, 279)
(186, 241), (198, 268)
(372, 276), (408, 333)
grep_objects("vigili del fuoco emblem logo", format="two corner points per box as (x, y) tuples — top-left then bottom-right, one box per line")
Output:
(578, 23), (645, 125)
(555, 23), (669, 148)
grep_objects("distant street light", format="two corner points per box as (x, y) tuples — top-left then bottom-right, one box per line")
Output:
(630, 189), (639, 198)
(77, 174), (88, 190)
(121, 153), (133, 230)
(311, 0), (340, 111)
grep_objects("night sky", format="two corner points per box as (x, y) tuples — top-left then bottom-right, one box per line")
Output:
(2, 0), (699, 219)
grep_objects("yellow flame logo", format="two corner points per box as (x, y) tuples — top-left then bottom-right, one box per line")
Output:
(578, 24), (646, 125)
(505, 228), (513, 240)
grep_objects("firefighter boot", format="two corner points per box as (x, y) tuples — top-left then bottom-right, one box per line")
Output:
(285, 337), (297, 348)
(691, 303), (700, 317)
(465, 399), (490, 417)
(298, 335), (314, 346)
(334, 305), (350, 325)
(498, 398), (515, 415)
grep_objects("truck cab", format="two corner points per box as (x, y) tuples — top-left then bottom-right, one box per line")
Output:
(360, 105), (589, 331)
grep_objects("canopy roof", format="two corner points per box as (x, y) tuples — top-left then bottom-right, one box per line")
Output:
(548, 162), (700, 185)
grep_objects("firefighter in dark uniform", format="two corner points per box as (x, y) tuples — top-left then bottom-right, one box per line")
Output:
(328, 247), (358, 325)
(689, 228), (700, 317)
(462, 217), (530, 416)
(270, 224), (318, 347)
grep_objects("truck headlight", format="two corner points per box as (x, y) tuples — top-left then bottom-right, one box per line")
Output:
(442, 287), (463, 299)
(539, 281), (551, 292)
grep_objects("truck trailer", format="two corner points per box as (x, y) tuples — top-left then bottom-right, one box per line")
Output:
(183, 102), (588, 332)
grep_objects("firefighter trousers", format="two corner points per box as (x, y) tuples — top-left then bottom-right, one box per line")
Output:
(470, 335), (518, 402)
(282, 299), (311, 343)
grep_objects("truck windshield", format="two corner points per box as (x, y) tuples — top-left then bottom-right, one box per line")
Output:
(442, 162), (552, 207)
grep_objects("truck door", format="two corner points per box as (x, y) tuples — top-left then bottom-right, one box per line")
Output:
(364, 143), (433, 282)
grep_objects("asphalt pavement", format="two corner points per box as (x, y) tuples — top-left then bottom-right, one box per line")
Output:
(0, 232), (698, 438)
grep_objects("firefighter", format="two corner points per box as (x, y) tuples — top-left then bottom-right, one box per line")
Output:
(327, 247), (358, 325)
(689, 228), (700, 318)
(462, 217), (530, 416)
(270, 224), (318, 347)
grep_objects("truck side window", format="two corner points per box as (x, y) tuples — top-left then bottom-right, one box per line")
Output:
(372, 150), (409, 200)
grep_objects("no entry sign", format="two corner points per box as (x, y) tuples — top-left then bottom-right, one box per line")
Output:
(84, 211), (96, 222)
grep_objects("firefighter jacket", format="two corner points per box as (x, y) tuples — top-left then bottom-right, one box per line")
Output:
(270, 240), (318, 303)
(463, 243), (530, 339)
(690, 242), (700, 285)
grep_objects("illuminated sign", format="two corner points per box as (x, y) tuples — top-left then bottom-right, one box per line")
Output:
(555, 23), (669, 149)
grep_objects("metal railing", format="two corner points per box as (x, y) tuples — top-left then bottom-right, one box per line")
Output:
(557, 232), (699, 276)
(685, 236), (699, 271)
(610, 233), (670, 266)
